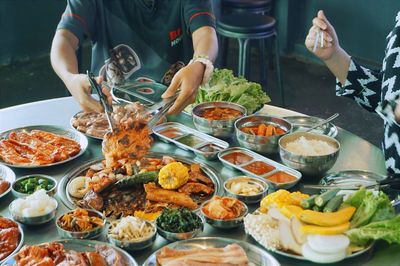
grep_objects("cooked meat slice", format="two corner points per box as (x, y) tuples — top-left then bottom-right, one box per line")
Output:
(0, 227), (20, 260)
(82, 190), (104, 211)
(178, 182), (214, 195)
(0, 217), (18, 229)
(58, 250), (89, 266)
(85, 251), (108, 266)
(144, 183), (198, 210)
(189, 164), (213, 185)
(96, 245), (127, 266)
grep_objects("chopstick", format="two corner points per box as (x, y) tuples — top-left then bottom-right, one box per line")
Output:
(312, 29), (324, 52)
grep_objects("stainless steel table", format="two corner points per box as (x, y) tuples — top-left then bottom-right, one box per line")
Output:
(0, 97), (399, 266)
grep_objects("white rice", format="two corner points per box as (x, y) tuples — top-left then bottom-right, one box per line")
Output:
(244, 213), (281, 250)
(285, 136), (336, 156)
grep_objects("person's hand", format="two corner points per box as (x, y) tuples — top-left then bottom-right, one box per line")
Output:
(66, 74), (112, 112)
(161, 62), (205, 114)
(305, 10), (340, 61)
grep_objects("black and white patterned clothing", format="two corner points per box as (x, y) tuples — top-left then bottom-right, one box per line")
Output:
(336, 12), (400, 177)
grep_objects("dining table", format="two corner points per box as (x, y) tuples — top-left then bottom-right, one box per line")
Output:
(0, 96), (399, 266)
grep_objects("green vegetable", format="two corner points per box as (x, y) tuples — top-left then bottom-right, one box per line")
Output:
(15, 176), (54, 194)
(350, 190), (395, 228)
(185, 69), (270, 114)
(323, 194), (344, 212)
(157, 208), (202, 233)
(312, 205), (322, 212)
(301, 195), (317, 209)
(342, 187), (367, 208)
(115, 171), (158, 188)
(315, 188), (340, 207)
(346, 216), (400, 246)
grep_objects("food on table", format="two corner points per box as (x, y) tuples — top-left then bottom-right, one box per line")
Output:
(266, 171), (297, 184)
(102, 102), (153, 169)
(222, 151), (253, 165)
(314, 188), (340, 207)
(71, 112), (110, 138)
(260, 189), (309, 212)
(197, 143), (224, 153)
(158, 162), (189, 190)
(134, 210), (161, 221)
(13, 176), (55, 194)
(71, 157), (214, 219)
(10, 189), (57, 218)
(108, 216), (155, 242)
(156, 243), (249, 266)
(158, 128), (185, 139)
(226, 177), (264, 196)
(300, 207), (356, 227)
(322, 194), (344, 213)
(0, 217), (20, 261)
(0, 177), (10, 196)
(68, 176), (91, 198)
(202, 196), (245, 220)
(302, 234), (350, 263)
(0, 129), (81, 166)
(240, 123), (286, 137)
(14, 242), (127, 266)
(175, 134), (205, 147)
(157, 208), (202, 233)
(186, 68), (270, 114)
(58, 208), (104, 232)
(243, 161), (275, 176)
(244, 213), (281, 250)
(284, 136), (336, 156)
(199, 107), (243, 120)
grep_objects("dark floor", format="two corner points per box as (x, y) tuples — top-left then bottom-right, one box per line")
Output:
(0, 45), (384, 147)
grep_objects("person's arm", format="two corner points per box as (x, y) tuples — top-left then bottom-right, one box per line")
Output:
(305, 10), (383, 112)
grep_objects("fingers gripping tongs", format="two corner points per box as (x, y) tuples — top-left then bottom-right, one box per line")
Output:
(87, 71), (116, 133)
(147, 92), (179, 129)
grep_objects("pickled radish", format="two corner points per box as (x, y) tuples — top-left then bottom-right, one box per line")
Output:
(307, 234), (350, 254)
(302, 242), (346, 263)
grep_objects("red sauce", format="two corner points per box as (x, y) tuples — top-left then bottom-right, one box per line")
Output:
(200, 107), (243, 120)
(266, 171), (297, 183)
(222, 152), (253, 165)
(159, 128), (184, 139)
(243, 161), (275, 175)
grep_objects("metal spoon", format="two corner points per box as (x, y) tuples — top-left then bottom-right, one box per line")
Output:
(305, 113), (339, 133)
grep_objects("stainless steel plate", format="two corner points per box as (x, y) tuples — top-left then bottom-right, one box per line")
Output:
(58, 153), (223, 212)
(70, 111), (105, 140)
(1, 239), (137, 266)
(143, 237), (280, 266)
(0, 222), (24, 265)
(320, 170), (387, 189)
(0, 164), (16, 199)
(0, 125), (88, 168)
(284, 116), (338, 138)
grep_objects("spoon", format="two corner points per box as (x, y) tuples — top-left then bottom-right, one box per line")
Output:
(304, 113), (339, 133)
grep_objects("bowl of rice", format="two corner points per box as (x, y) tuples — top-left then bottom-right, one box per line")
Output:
(278, 132), (340, 176)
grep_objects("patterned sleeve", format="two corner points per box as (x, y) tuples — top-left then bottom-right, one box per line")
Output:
(336, 59), (383, 112)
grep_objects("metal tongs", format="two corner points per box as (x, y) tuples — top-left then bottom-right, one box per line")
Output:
(87, 71), (116, 132)
(303, 178), (400, 190)
(146, 92), (180, 129)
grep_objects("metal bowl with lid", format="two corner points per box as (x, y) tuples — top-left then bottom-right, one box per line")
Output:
(192, 102), (247, 138)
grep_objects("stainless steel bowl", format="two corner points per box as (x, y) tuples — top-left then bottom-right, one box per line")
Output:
(235, 115), (292, 155)
(224, 176), (269, 204)
(108, 220), (157, 251)
(56, 209), (106, 239)
(200, 199), (248, 229)
(192, 102), (247, 138)
(156, 213), (204, 242)
(9, 197), (58, 225)
(279, 132), (340, 176)
(11, 174), (58, 198)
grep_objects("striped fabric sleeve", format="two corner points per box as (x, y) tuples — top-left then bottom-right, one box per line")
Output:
(56, 0), (96, 44)
(336, 59), (383, 113)
(184, 0), (215, 34)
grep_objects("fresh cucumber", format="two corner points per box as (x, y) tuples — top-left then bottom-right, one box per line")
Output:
(301, 195), (317, 209)
(323, 194), (344, 213)
(315, 188), (340, 207)
(312, 205), (322, 212)
(115, 171), (158, 188)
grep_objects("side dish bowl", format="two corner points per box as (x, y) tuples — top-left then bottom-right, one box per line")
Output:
(156, 213), (204, 242)
(11, 174), (57, 198)
(235, 115), (292, 155)
(224, 176), (269, 204)
(9, 197), (58, 225)
(279, 132), (340, 176)
(192, 102), (247, 138)
(200, 199), (248, 229)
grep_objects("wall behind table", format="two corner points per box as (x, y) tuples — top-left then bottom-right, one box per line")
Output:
(0, 0), (65, 65)
(276, 0), (400, 67)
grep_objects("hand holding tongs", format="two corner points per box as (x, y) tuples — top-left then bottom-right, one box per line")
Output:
(147, 92), (180, 129)
(87, 71), (116, 132)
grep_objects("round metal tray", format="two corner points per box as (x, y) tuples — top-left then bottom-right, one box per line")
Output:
(0, 164), (16, 199)
(143, 236), (280, 266)
(284, 116), (338, 138)
(0, 125), (88, 168)
(1, 239), (137, 266)
(58, 153), (223, 212)
(70, 111), (105, 140)
(0, 222), (24, 265)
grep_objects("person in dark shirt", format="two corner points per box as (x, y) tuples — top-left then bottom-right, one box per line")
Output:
(51, 0), (218, 114)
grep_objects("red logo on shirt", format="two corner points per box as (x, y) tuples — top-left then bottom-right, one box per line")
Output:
(169, 28), (182, 47)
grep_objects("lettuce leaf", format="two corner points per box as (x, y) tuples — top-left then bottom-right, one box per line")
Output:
(185, 69), (270, 114)
(346, 216), (400, 246)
